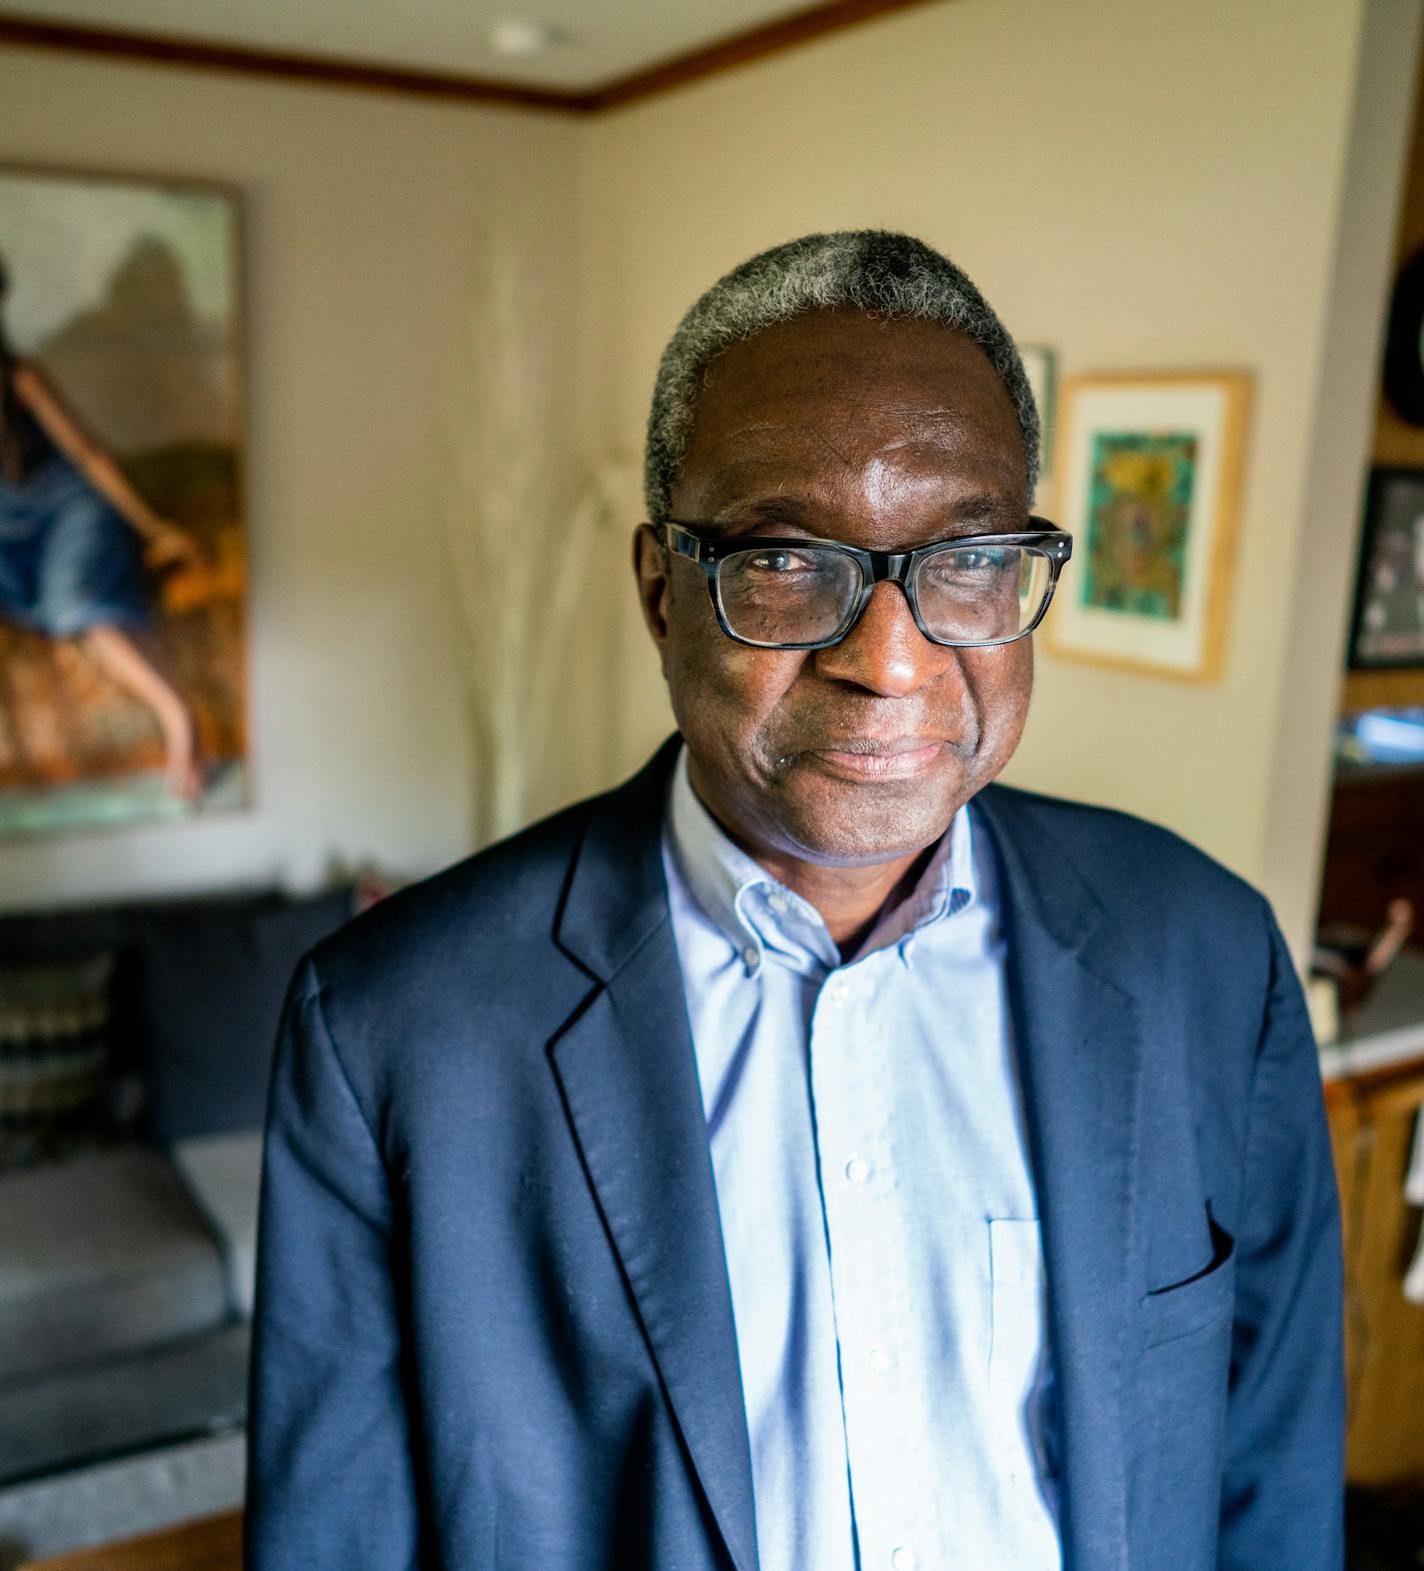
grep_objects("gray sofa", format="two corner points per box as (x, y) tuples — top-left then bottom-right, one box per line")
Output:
(0, 885), (353, 1488)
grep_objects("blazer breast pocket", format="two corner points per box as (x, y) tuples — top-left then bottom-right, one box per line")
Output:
(1141, 1211), (1235, 1351)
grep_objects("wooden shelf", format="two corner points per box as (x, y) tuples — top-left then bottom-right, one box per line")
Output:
(1343, 669), (1424, 715)
(17, 1508), (240, 1571)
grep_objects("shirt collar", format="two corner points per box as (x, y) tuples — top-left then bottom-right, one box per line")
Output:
(664, 743), (975, 976)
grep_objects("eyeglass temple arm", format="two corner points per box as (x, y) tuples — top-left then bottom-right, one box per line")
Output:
(660, 524), (706, 563)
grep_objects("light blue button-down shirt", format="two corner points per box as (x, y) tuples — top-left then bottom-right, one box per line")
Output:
(661, 747), (1061, 1571)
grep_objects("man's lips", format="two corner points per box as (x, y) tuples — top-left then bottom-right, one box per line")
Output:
(805, 738), (946, 780)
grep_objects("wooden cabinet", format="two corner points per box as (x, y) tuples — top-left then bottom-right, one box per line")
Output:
(1317, 766), (1424, 936)
(1328, 1066), (1424, 1484)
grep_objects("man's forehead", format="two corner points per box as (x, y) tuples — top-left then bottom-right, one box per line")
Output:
(685, 318), (1021, 460)
(689, 428), (1007, 489)
(692, 404), (986, 449)
(691, 319), (1019, 449)
(679, 452), (1024, 529)
(703, 308), (986, 386)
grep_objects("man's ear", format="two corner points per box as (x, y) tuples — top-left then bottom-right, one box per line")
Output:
(632, 524), (672, 666)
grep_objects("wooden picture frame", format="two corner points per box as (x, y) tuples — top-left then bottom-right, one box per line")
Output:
(1348, 467), (1424, 671)
(1044, 370), (1251, 683)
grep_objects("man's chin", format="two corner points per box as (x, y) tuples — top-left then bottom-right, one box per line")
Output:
(770, 772), (963, 867)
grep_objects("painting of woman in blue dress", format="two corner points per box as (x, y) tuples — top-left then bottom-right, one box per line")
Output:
(0, 252), (206, 800)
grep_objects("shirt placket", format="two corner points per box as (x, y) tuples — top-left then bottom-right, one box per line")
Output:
(807, 953), (941, 1571)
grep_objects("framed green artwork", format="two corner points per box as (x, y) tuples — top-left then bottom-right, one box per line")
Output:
(1045, 370), (1251, 682)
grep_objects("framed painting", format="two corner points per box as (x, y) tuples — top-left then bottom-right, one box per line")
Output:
(0, 163), (248, 836)
(1348, 467), (1424, 670)
(1044, 370), (1251, 682)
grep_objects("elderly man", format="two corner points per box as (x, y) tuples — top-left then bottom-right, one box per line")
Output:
(247, 232), (1343, 1571)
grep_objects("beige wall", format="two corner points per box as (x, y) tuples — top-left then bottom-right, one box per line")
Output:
(581, 0), (1417, 957)
(0, 0), (1417, 960)
(0, 46), (585, 908)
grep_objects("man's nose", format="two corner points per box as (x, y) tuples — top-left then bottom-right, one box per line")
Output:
(812, 580), (957, 697)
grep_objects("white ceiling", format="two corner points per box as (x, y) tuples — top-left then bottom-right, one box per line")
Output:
(7, 0), (818, 89)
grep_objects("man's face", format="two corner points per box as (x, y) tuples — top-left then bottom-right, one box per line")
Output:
(635, 308), (1033, 869)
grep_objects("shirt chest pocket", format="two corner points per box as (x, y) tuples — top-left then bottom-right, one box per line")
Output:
(988, 1218), (1056, 1479)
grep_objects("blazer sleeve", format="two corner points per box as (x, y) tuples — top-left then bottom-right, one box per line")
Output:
(1218, 908), (1345, 1570)
(244, 956), (421, 1571)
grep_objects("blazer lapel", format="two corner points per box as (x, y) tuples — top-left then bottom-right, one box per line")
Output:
(550, 743), (759, 1571)
(976, 787), (1139, 1571)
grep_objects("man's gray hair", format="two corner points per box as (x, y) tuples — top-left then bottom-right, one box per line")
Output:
(644, 229), (1039, 523)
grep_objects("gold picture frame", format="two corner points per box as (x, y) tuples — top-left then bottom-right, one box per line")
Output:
(1044, 370), (1251, 683)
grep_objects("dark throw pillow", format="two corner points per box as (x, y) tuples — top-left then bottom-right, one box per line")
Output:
(0, 952), (116, 1169)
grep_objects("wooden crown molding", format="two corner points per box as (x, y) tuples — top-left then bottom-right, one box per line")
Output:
(0, 11), (583, 110)
(585, 0), (945, 111)
(0, 0), (946, 114)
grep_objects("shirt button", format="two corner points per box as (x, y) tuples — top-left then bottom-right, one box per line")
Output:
(891, 1549), (917, 1571)
(768, 892), (789, 914)
(868, 1345), (891, 1374)
(844, 1155), (872, 1186)
(828, 980), (850, 1006)
(742, 945), (759, 970)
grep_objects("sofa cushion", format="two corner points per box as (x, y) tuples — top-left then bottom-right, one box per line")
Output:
(138, 889), (352, 1143)
(0, 1145), (227, 1386)
(0, 1323), (249, 1488)
(0, 954), (116, 1170)
(0, 1429), (245, 1563)
(169, 1129), (263, 1318)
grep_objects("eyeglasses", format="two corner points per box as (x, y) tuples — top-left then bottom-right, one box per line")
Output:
(659, 520), (1073, 650)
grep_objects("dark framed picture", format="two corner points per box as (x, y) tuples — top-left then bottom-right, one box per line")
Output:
(1349, 467), (1424, 671)
(1383, 246), (1424, 426)
(0, 162), (249, 836)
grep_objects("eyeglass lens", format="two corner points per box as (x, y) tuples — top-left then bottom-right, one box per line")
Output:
(715, 542), (1053, 646)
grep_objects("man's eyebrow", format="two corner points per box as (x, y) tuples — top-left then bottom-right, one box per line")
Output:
(705, 495), (815, 532)
(941, 494), (1024, 529)
(691, 491), (1027, 539)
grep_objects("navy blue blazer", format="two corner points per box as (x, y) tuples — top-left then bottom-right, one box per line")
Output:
(245, 738), (1344, 1571)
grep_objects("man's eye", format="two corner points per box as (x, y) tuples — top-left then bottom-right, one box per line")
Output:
(938, 547), (1013, 575)
(745, 550), (815, 574)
